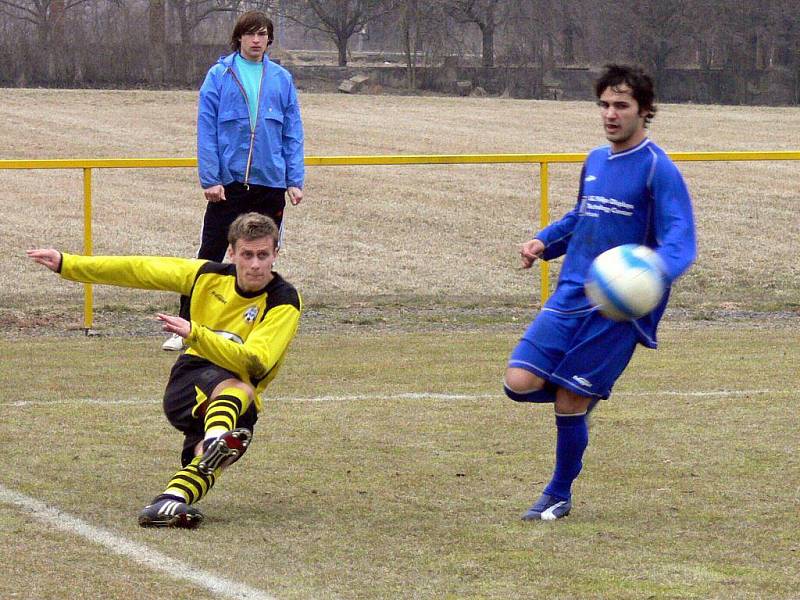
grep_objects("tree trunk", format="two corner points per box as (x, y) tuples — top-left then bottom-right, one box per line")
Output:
(794, 47), (800, 104)
(563, 25), (575, 65)
(177, 5), (194, 83)
(150, 1), (166, 46)
(34, 8), (53, 82)
(337, 35), (348, 66)
(149, 0), (166, 84)
(480, 24), (494, 67)
(479, 6), (495, 69)
(403, 24), (413, 88)
(402, 0), (418, 89)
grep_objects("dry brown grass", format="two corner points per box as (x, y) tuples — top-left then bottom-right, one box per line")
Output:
(2, 88), (799, 316)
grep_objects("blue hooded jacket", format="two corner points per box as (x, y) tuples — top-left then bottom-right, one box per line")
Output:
(197, 52), (304, 190)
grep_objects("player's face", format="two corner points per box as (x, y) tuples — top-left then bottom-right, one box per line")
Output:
(597, 85), (647, 152)
(229, 236), (277, 292)
(239, 28), (269, 62)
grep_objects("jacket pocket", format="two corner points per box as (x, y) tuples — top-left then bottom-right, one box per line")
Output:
(262, 108), (284, 125)
(218, 108), (251, 152)
(219, 106), (250, 123)
(260, 110), (285, 158)
(219, 108), (250, 131)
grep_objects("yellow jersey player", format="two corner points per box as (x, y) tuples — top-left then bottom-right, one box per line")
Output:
(27, 212), (301, 528)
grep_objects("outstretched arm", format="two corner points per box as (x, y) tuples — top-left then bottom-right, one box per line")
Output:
(53, 253), (204, 295)
(27, 248), (62, 272)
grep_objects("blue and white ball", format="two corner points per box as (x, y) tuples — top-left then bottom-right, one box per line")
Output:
(585, 244), (666, 321)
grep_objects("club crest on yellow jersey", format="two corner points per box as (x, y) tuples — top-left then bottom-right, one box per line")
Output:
(243, 306), (259, 323)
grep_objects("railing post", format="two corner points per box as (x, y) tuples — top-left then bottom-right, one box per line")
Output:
(82, 167), (93, 333)
(539, 161), (550, 305)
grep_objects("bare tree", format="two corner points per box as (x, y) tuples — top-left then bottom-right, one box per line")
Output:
(168, 0), (242, 44)
(638, 1), (693, 78)
(398, 0), (449, 88)
(443, 0), (504, 67)
(772, 0), (800, 102)
(281, 0), (398, 66)
(558, 2), (584, 66)
(400, 0), (421, 87)
(165, 0), (244, 80)
(148, 0), (167, 83)
(716, 1), (800, 102)
(0, 0), (99, 78)
(501, 0), (561, 67)
(0, 0), (86, 44)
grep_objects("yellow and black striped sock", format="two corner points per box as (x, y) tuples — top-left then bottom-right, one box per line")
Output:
(204, 387), (252, 438)
(163, 456), (217, 504)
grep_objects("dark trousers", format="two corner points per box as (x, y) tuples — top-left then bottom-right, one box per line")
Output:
(178, 182), (286, 320)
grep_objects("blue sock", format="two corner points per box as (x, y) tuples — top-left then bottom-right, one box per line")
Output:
(543, 413), (589, 501)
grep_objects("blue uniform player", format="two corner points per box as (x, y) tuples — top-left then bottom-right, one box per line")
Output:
(504, 64), (697, 520)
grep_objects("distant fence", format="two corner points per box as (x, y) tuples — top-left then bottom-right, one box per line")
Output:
(3, 150), (800, 331)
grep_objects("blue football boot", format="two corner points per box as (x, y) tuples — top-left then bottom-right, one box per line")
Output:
(521, 493), (572, 521)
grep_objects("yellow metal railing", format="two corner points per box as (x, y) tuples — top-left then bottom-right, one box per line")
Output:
(4, 150), (800, 331)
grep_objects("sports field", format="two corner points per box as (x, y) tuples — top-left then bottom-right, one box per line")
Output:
(1, 89), (799, 599)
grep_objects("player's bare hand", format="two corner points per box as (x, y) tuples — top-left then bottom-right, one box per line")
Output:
(26, 248), (62, 272)
(287, 186), (303, 206)
(156, 313), (191, 339)
(204, 184), (226, 203)
(520, 239), (545, 269)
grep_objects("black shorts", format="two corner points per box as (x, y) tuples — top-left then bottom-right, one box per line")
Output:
(163, 354), (259, 466)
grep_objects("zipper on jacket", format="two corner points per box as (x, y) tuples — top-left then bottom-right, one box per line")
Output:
(227, 61), (265, 187)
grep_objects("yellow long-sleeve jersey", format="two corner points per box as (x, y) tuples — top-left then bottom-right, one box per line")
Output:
(60, 254), (301, 411)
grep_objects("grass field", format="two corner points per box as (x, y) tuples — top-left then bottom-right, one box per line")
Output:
(1, 323), (798, 599)
(1, 89), (799, 599)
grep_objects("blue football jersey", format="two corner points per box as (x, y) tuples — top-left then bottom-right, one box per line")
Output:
(535, 138), (697, 347)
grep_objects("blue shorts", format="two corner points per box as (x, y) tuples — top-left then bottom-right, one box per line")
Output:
(507, 309), (639, 399)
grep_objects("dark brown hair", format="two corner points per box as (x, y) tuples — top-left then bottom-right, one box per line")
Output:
(230, 11), (273, 52)
(595, 64), (657, 124)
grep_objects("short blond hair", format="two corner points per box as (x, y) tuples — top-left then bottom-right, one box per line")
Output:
(228, 212), (280, 248)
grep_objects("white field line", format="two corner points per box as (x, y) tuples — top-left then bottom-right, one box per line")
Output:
(0, 483), (277, 600)
(3, 388), (791, 408)
(0, 387), (791, 597)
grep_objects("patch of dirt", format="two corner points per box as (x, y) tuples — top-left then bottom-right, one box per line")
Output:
(1, 305), (797, 340)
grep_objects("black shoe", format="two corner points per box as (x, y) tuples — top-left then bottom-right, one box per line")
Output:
(138, 497), (204, 529)
(197, 428), (252, 476)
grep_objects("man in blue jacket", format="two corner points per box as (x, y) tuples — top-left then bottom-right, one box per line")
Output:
(504, 64), (697, 520)
(165, 10), (305, 351)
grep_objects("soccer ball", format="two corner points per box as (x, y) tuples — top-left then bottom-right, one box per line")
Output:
(584, 244), (666, 321)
